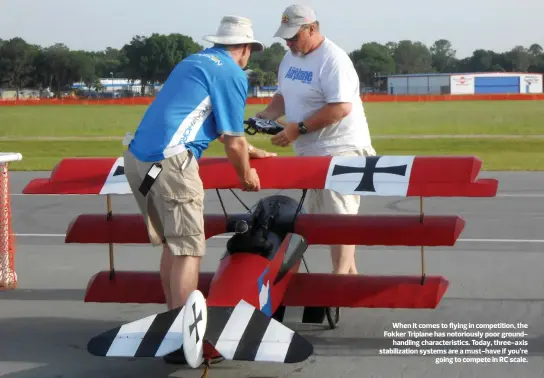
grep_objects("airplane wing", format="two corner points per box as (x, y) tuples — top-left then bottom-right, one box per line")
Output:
(22, 155), (498, 197)
(87, 297), (313, 364)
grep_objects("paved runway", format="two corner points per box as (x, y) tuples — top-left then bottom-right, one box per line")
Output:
(2, 170), (544, 378)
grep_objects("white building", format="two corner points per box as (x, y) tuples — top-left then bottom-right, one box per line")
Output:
(72, 78), (162, 94)
(386, 72), (543, 95)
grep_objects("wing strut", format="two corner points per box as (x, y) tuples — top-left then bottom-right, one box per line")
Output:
(289, 188), (339, 329)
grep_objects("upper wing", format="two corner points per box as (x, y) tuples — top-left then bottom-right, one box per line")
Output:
(22, 155), (498, 197)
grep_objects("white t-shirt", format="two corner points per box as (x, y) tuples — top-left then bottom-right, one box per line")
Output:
(277, 38), (373, 156)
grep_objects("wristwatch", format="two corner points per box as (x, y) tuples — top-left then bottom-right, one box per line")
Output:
(298, 121), (308, 134)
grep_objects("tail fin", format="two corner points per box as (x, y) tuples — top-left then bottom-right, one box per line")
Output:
(205, 299), (313, 364)
(87, 306), (185, 357)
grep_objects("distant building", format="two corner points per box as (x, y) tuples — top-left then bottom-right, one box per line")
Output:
(380, 72), (543, 95)
(72, 78), (162, 95)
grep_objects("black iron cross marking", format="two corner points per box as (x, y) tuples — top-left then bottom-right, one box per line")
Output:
(113, 165), (124, 176)
(189, 302), (202, 343)
(331, 156), (407, 192)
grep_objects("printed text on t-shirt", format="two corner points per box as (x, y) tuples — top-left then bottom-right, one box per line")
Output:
(285, 67), (313, 84)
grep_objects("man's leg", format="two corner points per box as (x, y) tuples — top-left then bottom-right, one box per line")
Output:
(169, 254), (201, 309)
(123, 149), (176, 308)
(160, 244), (201, 310)
(154, 151), (206, 310)
(153, 152), (222, 364)
(327, 191), (360, 275)
(330, 244), (357, 275)
(306, 189), (359, 275)
(160, 244), (173, 309)
(328, 147), (376, 274)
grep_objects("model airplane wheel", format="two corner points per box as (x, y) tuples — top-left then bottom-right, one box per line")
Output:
(183, 290), (208, 368)
(325, 307), (340, 329)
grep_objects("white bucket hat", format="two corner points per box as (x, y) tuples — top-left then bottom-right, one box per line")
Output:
(203, 15), (265, 52)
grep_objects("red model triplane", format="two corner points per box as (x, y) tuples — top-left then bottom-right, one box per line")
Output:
(22, 119), (499, 372)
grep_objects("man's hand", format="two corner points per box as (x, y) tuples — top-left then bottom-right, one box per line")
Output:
(249, 146), (277, 159)
(255, 93), (285, 120)
(255, 110), (274, 120)
(270, 122), (300, 147)
(222, 134), (261, 192)
(241, 168), (260, 191)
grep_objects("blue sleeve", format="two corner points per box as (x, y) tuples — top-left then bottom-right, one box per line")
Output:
(210, 71), (247, 136)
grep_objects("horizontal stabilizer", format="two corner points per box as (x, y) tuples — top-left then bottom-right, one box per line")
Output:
(87, 296), (313, 365)
(206, 299), (313, 364)
(87, 306), (185, 357)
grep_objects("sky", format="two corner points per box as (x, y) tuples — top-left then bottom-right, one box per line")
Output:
(1, 0), (543, 59)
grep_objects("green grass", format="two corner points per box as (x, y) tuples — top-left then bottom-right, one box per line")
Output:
(4, 137), (543, 171)
(365, 101), (544, 135)
(1, 101), (544, 171)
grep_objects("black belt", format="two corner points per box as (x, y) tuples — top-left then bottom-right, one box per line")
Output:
(138, 163), (163, 196)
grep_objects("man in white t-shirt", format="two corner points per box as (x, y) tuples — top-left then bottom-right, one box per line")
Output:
(256, 4), (376, 275)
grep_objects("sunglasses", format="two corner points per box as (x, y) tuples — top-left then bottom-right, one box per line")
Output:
(284, 34), (300, 42)
(283, 25), (311, 42)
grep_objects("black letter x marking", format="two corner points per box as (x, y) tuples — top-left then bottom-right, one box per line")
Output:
(189, 302), (202, 343)
(331, 156), (408, 192)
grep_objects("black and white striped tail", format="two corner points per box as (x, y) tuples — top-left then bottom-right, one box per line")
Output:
(206, 300), (313, 363)
(87, 306), (185, 357)
(87, 299), (313, 364)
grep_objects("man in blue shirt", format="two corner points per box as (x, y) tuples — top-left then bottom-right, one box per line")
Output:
(123, 16), (274, 363)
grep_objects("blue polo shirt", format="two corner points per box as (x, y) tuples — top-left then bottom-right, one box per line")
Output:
(128, 46), (248, 162)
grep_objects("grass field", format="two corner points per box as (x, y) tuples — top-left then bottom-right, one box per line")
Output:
(1, 101), (543, 171)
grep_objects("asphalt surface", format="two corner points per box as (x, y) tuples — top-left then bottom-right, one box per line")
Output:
(1, 170), (544, 378)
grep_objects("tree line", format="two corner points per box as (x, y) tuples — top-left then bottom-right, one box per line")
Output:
(1, 33), (543, 98)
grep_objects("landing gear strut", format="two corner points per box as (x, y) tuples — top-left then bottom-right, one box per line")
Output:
(325, 307), (340, 329)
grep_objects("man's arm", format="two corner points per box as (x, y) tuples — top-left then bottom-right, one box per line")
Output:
(210, 74), (252, 181)
(258, 57), (287, 120)
(222, 134), (252, 183)
(256, 92), (286, 120)
(300, 55), (357, 132)
(299, 102), (351, 132)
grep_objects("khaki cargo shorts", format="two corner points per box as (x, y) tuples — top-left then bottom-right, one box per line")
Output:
(123, 149), (206, 257)
(306, 147), (377, 215)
